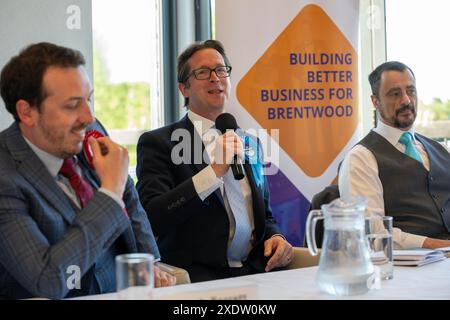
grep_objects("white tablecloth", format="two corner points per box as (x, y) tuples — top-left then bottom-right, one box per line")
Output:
(75, 258), (450, 300)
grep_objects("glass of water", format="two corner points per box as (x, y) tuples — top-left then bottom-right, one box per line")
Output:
(365, 216), (394, 280)
(116, 253), (154, 300)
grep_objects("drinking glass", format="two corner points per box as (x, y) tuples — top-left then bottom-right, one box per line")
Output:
(116, 253), (154, 299)
(365, 216), (394, 280)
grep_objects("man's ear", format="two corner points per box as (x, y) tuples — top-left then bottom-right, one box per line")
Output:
(370, 95), (380, 111)
(178, 82), (189, 99)
(16, 99), (37, 126)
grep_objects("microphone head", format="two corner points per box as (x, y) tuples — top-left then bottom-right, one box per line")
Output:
(215, 113), (238, 133)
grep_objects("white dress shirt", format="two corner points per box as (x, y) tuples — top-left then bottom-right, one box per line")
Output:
(188, 110), (254, 267)
(24, 137), (124, 209)
(339, 120), (450, 249)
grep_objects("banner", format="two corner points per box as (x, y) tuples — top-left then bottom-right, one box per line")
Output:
(216, 0), (360, 245)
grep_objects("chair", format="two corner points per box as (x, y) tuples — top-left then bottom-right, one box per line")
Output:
(304, 184), (340, 249)
(286, 247), (320, 269)
(155, 262), (191, 285)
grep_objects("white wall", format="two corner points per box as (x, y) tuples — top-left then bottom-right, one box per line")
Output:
(0, 0), (93, 130)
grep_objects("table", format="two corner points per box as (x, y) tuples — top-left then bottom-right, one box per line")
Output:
(75, 258), (450, 300)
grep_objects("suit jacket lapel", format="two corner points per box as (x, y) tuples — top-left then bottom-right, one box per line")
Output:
(76, 150), (101, 189)
(5, 123), (77, 224)
(77, 121), (138, 252)
(180, 115), (208, 173)
(78, 150), (137, 252)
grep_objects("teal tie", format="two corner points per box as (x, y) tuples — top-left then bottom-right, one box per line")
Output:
(399, 132), (422, 164)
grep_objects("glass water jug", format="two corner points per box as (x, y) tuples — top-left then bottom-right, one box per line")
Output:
(306, 196), (375, 296)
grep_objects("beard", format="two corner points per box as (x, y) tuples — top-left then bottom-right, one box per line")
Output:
(393, 103), (416, 128)
(379, 103), (416, 129)
(37, 117), (86, 158)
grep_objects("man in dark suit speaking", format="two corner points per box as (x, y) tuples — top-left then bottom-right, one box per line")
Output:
(136, 40), (293, 282)
(0, 42), (174, 299)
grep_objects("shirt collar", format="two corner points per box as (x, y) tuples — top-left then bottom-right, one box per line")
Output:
(188, 110), (216, 137)
(373, 119), (417, 146)
(23, 137), (65, 178)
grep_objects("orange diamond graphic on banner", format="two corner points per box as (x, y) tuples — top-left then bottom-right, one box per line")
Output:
(236, 4), (358, 177)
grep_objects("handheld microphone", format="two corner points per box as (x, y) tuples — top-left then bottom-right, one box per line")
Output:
(215, 113), (245, 180)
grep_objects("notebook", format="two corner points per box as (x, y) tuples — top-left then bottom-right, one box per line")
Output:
(393, 249), (446, 266)
(435, 246), (450, 258)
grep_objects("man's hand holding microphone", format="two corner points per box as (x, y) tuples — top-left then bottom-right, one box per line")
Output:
(212, 113), (245, 179)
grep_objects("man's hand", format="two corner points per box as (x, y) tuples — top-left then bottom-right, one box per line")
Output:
(88, 136), (129, 198)
(423, 237), (450, 249)
(264, 235), (293, 272)
(211, 130), (244, 178)
(154, 265), (177, 287)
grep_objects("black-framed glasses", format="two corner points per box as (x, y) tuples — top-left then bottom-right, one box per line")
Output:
(189, 66), (232, 80)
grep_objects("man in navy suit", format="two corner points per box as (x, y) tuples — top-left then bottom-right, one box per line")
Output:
(0, 42), (174, 299)
(136, 40), (293, 282)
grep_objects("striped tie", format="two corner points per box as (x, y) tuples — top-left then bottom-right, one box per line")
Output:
(223, 169), (252, 263)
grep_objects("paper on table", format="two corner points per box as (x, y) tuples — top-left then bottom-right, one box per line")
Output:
(393, 249), (446, 266)
(435, 246), (450, 258)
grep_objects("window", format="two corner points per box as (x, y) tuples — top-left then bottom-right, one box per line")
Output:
(386, 0), (450, 145)
(92, 0), (163, 176)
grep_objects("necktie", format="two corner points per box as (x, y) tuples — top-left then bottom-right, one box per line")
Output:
(223, 169), (252, 262)
(59, 157), (94, 208)
(399, 132), (423, 164)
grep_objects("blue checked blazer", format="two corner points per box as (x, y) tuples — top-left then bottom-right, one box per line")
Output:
(0, 120), (159, 299)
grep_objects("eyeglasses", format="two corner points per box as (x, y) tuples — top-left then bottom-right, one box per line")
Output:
(188, 66), (232, 80)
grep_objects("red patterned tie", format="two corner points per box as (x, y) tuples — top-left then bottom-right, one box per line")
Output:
(59, 157), (94, 208)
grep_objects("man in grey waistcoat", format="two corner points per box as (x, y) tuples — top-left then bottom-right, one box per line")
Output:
(339, 61), (450, 249)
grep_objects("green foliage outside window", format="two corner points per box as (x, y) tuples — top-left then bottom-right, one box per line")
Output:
(92, 45), (150, 169)
(421, 98), (450, 121)
(93, 46), (150, 130)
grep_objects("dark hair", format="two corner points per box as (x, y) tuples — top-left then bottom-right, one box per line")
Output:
(368, 61), (415, 97)
(0, 42), (86, 121)
(177, 39), (231, 107)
